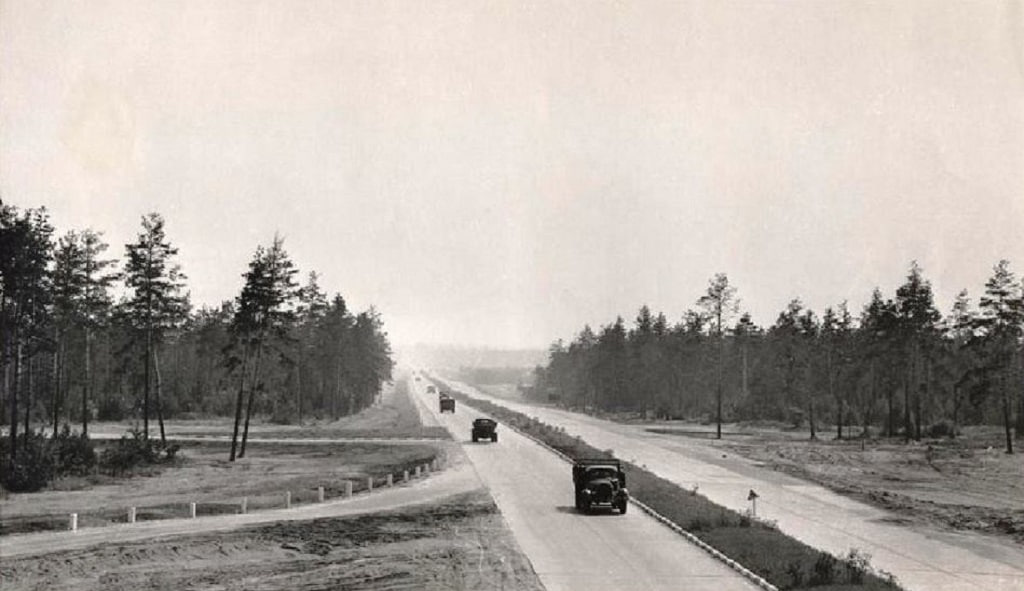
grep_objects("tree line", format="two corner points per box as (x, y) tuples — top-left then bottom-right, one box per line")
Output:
(1, 202), (394, 466)
(533, 263), (1024, 453)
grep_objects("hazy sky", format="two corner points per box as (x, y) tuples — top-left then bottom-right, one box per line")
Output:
(2, 1), (1022, 348)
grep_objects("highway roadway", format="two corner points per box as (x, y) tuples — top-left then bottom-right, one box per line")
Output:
(409, 376), (759, 591)
(438, 375), (1024, 591)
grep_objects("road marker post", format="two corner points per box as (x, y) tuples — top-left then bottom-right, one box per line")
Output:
(317, 486), (325, 502)
(386, 473), (393, 487)
(240, 497), (248, 514)
(285, 491), (291, 508)
(414, 465), (421, 478)
(344, 481), (353, 497)
(190, 502), (197, 518)
(367, 477), (373, 492)
(424, 463), (431, 474)
(69, 513), (78, 531)
(128, 507), (136, 523)
(403, 469), (409, 482)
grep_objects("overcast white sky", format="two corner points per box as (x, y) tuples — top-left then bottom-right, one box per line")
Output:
(2, 1), (1022, 348)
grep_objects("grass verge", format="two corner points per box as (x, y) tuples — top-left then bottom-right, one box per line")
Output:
(0, 440), (442, 536)
(434, 378), (904, 591)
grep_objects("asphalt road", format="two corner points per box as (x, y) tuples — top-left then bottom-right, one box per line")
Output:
(411, 377), (759, 591)
(440, 376), (1024, 591)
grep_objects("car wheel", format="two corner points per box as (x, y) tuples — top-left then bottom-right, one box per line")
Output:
(472, 435), (477, 442)
(492, 433), (498, 442)
(618, 500), (628, 514)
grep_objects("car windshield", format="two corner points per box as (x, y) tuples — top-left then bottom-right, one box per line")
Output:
(586, 467), (618, 480)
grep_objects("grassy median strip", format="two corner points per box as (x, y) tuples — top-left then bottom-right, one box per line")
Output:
(436, 380), (904, 591)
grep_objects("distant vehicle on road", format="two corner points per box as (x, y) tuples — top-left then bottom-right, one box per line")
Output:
(439, 395), (455, 413)
(426, 384), (437, 394)
(471, 418), (498, 442)
(573, 459), (628, 514)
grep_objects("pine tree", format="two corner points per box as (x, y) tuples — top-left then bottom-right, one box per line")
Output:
(697, 273), (739, 438)
(974, 260), (1024, 453)
(123, 213), (188, 442)
(228, 236), (297, 460)
(294, 272), (327, 423)
(895, 262), (941, 441)
(0, 204), (53, 461)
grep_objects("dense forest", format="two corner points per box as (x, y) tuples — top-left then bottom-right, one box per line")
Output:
(533, 265), (1024, 453)
(1, 202), (394, 467)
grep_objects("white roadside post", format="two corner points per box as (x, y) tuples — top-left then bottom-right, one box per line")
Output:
(367, 477), (373, 492)
(69, 513), (78, 531)
(344, 481), (353, 497)
(190, 502), (197, 518)
(317, 486), (325, 503)
(386, 473), (393, 487)
(240, 497), (248, 514)
(285, 491), (291, 508)
(128, 507), (136, 523)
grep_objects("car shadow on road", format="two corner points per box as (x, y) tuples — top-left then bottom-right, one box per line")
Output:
(554, 506), (621, 517)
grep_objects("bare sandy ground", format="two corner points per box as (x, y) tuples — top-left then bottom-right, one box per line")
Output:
(700, 426), (1024, 545)
(0, 491), (544, 591)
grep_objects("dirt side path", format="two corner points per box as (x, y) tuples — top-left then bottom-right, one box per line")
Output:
(0, 491), (544, 591)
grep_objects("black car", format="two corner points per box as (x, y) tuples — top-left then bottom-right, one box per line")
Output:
(471, 418), (498, 442)
(572, 458), (628, 514)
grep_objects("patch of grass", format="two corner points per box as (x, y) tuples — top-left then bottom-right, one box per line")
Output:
(435, 378), (905, 591)
(1, 441), (444, 536)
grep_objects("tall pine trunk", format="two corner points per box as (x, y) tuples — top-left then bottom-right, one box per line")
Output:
(52, 328), (61, 437)
(1001, 372), (1014, 454)
(229, 346), (249, 461)
(296, 348), (303, 425)
(862, 361), (875, 439)
(239, 340), (264, 459)
(154, 346), (167, 445)
(83, 330), (91, 435)
(903, 366), (912, 442)
(1016, 351), (1024, 440)
(144, 329), (152, 439)
(9, 341), (21, 461)
(24, 353), (32, 444)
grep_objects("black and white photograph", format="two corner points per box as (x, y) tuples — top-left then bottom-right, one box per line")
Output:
(1, 1), (1022, 590)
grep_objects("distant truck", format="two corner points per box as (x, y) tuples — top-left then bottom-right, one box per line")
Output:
(439, 395), (456, 413)
(426, 384), (437, 394)
(471, 418), (498, 442)
(573, 459), (628, 514)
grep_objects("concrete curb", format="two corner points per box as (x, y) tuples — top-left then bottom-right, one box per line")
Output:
(448, 387), (779, 591)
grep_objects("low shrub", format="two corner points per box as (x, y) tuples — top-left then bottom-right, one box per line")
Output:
(0, 432), (56, 492)
(925, 420), (957, 439)
(53, 424), (97, 476)
(99, 428), (180, 476)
